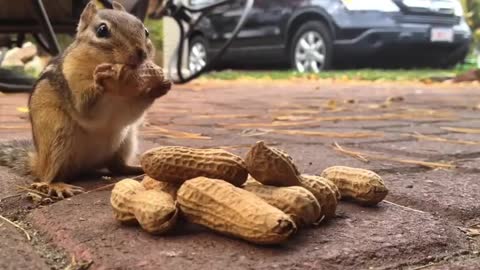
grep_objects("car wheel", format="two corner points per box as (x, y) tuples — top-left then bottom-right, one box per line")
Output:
(290, 21), (332, 73)
(188, 36), (208, 75)
(441, 45), (469, 68)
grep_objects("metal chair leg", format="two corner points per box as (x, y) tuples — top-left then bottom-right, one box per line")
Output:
(31, 0), (61, 56)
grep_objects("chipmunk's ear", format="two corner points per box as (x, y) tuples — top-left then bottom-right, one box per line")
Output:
(112, 1), (127, 12)
(77, 1), (98, 32)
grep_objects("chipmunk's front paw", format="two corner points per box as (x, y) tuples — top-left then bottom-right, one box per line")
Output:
(94, 63), (117, 89)
(31, 182), (85, 199)
(95, 63), (142, 96)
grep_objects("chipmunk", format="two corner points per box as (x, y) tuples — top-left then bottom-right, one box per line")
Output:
(0, 1), (171, 199)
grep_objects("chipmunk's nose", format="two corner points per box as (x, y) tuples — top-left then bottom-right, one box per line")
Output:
(129, 47), (147, 66)
(136, 48), (147, 62)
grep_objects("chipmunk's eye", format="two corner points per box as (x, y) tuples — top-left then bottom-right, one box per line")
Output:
(144, 28), (150, 38)
(96, 23), (110, 38)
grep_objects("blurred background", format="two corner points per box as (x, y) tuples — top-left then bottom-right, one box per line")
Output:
(1, 0), (480, 88)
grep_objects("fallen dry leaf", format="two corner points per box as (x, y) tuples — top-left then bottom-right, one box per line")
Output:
(386, 96), (405, 103)
(324, 99), (339, 110)
(345, 99), (357, 104)
(16, 107), (29, 113)
(367, 96), (404, 109)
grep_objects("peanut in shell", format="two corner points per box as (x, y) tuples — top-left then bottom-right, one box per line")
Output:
(243, 181), (322, 227)
(298, 174), (338, 220)
(318, 177), (341, 200)
(141, 146), (248, 186)
(110, 178), (178, 234)
(321, 166), (388, 206)
(245, 141), (301, 186)
(100, 60), (170, 98)
(177, 177), (297, 245)
(141, 175), (180, 199)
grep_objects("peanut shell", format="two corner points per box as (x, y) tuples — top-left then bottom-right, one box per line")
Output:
(101, 60), (171, 97)
(141, 175), (180, 199)
(245, 141), (301, 186)
(243, 181), (322, 227)
(177, 177), (297, 245)
(110, 178), (178, 234)
(321, 166), (388, 206)
(141, 146), (248, 186)
(299, 174), (338, 219)
(133, 190), (178, 234)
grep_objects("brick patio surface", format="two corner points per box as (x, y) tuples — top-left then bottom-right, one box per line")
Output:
(0, 79), (479, 269)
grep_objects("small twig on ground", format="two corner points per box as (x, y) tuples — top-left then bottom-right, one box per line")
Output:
(131, 174), (146, 180)
(441, 127), (480, 134)
(0, 214), (31, 241)
(408, 132), (480, 145)
(332, 142), (456, 169)
(409, 262), (444, 270)
(0, 193), (23, 202)
(271, 129), (384, 138)
(86, 174), (145, 193)
(85, 183), (116, 193)
(222, 111), (456, 129)
(0, 124), (31, 129)
(468, 221), (480, 227)
(383, 200), (428, 214)
(332, 142), (369, 162)
(141, 125), (211, 140)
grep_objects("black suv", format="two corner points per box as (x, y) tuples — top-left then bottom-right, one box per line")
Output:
(187, 0), (472, 73)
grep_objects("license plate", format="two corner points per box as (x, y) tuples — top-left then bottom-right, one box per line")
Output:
(430, 28), (454, 42)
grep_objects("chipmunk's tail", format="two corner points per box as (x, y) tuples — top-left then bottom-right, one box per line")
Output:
(0, 139), (33, 176)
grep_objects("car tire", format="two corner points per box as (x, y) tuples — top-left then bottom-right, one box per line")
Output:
(290, 21), (332, 73)
(441, 45), (469, 68)
(188, 35), (209, 75)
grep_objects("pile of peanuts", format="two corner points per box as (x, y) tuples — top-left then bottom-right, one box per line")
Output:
(110, 141), (389, 245)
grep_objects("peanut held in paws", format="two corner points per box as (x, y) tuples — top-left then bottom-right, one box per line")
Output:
(95, 60), (171, 97)
(94, 63), (140, 96)
(136, 61), (172, 98)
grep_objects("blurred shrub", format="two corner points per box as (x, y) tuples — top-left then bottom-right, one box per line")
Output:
(145, 19), (164, 65)
(461, 0), (480, 39)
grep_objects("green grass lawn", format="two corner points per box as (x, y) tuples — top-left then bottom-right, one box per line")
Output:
(204, 65), (476, 82)
(203, 69), (456, 81)
(203, 56), (477, 82)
